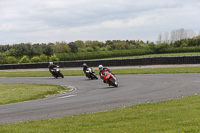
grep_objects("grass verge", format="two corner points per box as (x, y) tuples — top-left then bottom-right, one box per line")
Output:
(0, 84), (69, 105)
(87, 52), (200, 60)
(1, 95), (200, 132)
(1, 66), (200, 77)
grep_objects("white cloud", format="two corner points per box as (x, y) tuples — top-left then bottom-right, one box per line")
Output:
(0, 0), (200, 44)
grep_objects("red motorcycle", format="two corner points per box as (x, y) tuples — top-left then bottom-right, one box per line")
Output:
(102, 72), (118, 87)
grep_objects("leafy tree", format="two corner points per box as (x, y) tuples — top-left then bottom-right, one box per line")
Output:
(43, 44), (53, 56)
(86, 47), (94, 52)
(105, 40), (113, 46)
(113, 41), (129, 50)
(5, 48), (17, 56)
(13, 43), (33, 56)
(74, 40), (85, 48)
(68, 42), (78, 53)
(51, 42), (71, 53)
(0, 45), (11, 53)
(32, 44), (43, 56)
(19, 56), (30, 64)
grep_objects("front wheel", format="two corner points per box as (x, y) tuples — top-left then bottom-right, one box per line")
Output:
(93, 74), (98, 79)
(109, 78), (118, 87)
(59, 72), (64, 78)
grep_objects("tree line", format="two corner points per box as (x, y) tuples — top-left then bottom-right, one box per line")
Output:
(0, 29), (200, 64)
(157, 28), (199, 43)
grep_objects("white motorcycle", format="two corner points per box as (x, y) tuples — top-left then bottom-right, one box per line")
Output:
(85, 68), (98, 80)
(51, 66), (64, 78)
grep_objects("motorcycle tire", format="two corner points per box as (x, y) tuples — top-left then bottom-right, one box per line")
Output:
(94, 75), (98, 79)
(59, 72), (64, 78)
(91, 73), (98, 80)
(52, 73), (58, 78)
(110, 79), (118, 87)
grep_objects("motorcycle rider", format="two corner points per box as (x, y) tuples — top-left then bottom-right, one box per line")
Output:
(98, 65), (114, 82)
(83, 63), (89, 74)
(48, 62), (57, 74)
(102, 71), (118, 87)
(83, 63), (95, 78)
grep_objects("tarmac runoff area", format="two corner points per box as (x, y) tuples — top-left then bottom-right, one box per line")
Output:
(1, 64), (200, 72)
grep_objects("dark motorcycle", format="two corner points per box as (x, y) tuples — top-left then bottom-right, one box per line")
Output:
(51, 66), (64, 78)
(85, 68), (98, 80)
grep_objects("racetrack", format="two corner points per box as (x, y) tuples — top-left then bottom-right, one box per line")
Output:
(0, 73), (200, 124)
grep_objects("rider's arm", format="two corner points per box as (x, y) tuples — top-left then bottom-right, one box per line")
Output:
(99, 71), (104, 79)
(85, 68), (90, 73)
(106, 68), (115, 75)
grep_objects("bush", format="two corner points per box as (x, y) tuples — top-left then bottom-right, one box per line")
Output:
(31, 56), (40, 63)
(49, 54), (59, 62)
(40, 54), (48, 62)
(19, 56), (30, 63)
(6, 56), (17, 64)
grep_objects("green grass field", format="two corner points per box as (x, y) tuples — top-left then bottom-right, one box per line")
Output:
(1, 66), (200, 77)
(0, 84), (69, 105)
(1, 95), (200, 132)
(0, 66), (200, 132)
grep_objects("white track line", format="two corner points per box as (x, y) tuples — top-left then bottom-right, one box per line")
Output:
(56, 95), (76, 99)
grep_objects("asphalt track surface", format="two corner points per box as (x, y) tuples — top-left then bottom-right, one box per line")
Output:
(1, 73), (200, 124)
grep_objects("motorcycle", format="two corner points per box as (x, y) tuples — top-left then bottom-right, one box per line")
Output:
(102, 72), (118, 87)
(51, 65), (64, 78)
(84, 68), (98, 80)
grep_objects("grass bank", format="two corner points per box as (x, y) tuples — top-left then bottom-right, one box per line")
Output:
(1, 95), (200, 132)
(0, 84), (69, 105)
(1, 66), (200, 77)
(87, 52), (200, 60)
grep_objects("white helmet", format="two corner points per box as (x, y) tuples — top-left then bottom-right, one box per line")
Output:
(98, 65), (103, 70)
(49, 62), (53, 65)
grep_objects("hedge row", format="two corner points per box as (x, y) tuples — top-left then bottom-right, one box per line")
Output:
(56, 46), (200, 61)
(56, 48), (153, 61)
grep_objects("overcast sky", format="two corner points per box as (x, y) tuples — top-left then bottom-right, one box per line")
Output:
(0, 0), (200, 45)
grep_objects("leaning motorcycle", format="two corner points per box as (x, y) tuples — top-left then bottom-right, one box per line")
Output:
(51, 66), (64, 78)
(85, 68), (98, 80)
(102, 72), (118, 87)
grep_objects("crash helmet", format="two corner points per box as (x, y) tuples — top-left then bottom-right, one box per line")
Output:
(49, 62), (53, 65)
(102, 71), (107, 76)
(98, 65), (103, 71)
(83, 63), (87, 67)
